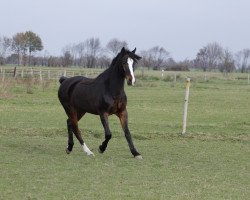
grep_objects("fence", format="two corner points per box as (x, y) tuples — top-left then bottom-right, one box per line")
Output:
(1, 66), (250, 84)
(0, 66), (102, 81)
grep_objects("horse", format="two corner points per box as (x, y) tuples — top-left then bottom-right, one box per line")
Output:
(58, 47), (142, 159)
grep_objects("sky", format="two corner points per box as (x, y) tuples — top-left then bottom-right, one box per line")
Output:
(1, 0), (250, 61)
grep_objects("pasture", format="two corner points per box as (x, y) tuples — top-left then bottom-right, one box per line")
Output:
(0, 69), (249, 199)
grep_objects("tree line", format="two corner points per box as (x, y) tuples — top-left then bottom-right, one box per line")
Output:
(0, 31), (250, 73)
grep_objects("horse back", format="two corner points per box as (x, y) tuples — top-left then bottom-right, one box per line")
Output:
(58, 76), (90, 104)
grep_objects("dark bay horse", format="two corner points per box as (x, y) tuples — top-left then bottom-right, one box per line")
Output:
(58, 47), (142, 159)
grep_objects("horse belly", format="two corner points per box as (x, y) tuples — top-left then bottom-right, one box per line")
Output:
(71, 89), (100, 115)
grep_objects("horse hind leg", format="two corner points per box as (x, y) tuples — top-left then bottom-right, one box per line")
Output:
(66, 118), (74, 154)
(61, 104), (74, 154)
(70, 111), (94, 156)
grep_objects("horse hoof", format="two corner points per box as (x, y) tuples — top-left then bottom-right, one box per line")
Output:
(66, 148), (71, 154)
(135, 155), (143, 159)
(98, 145), (105, 154)
(98, 148), (104, 154)
(86, 152), (95, 157)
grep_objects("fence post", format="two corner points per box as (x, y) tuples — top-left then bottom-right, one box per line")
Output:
(30, 68), (33, 76)
(173, 73), (176, 86)
(39, 69), (42, 81)
(2, 69), (5, 82)
(182, 78), (191, 135)
(13, 67), (17, 78)
(48, 70), (50, 80)
(248, 74), (250, 85)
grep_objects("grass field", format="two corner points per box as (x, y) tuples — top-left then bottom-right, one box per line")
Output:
(0, 69), (249, 199)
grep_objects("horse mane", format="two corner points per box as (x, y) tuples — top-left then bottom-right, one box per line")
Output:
(110, 52), (122, 67)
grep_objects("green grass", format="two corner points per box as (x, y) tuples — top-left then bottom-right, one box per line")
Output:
(0, 71), (249, 199)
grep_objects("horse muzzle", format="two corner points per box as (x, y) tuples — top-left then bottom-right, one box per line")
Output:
(126, 77), (135, 86)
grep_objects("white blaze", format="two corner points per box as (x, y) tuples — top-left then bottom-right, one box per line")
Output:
(127, 57), (135, 85)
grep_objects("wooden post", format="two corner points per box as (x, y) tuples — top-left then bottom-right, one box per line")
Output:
(13, 67), (17, 77)
(21, 69), (24, 78)
(248, 74), (250, 85)
(2, 69), (5, 82)
(48, 70), (50, 80)
(182, 78), (191, 135)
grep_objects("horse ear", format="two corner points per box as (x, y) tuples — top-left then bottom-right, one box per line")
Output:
(135, 55), (142, 60)
(121, 47), (126, 54)
(132, 48), (136, 53)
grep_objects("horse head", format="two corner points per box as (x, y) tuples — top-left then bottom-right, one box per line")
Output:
(120, 47), (142, 86)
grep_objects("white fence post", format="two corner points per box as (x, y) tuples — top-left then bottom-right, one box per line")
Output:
(173, 73), (176, 86)
(182, 78), (191, 135)
(30, 68), (33, 76)
(39, 69), (42, 81)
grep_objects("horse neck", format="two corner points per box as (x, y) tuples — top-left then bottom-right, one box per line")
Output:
(108, 62), (125, 97)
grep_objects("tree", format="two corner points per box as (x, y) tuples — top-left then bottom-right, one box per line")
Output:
(219, 49), (235, 73)
(106, 38), (128, 56)
(84, 37), (101, 68)
(12, 32), (26, 65)
(235, 49), (250, 73)
(195, 42), (223, 71)
(24, 31), (43, 66)
(141, 46), (170, 70)
(0, 36), (11, 65)
(62, 51), (73, 67)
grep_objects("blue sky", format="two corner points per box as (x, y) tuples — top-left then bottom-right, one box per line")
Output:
(1, 0), (249, 61)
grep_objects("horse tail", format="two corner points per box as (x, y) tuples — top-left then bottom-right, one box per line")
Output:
(59, 76), (67, 84)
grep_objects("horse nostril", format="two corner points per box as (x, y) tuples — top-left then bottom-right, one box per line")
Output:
(127, 79), (132, 85)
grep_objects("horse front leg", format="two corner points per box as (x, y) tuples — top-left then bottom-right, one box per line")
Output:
(99, 112), (112, 153)
(118, 109), (142, 159)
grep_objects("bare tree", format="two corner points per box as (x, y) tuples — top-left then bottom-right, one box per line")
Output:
(0, 36), (11, 65)
(235, 49), (250, 73)
(141, 46), (170, 70)
(195, 42), (223, 71)
(219, 49), (235, 73)
(62, 51), (73, 67)
(84, 37), (101, 68)
(106, 38), (128, 56)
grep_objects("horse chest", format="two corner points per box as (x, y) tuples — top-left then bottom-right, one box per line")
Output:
(103, 94), (126, 114)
